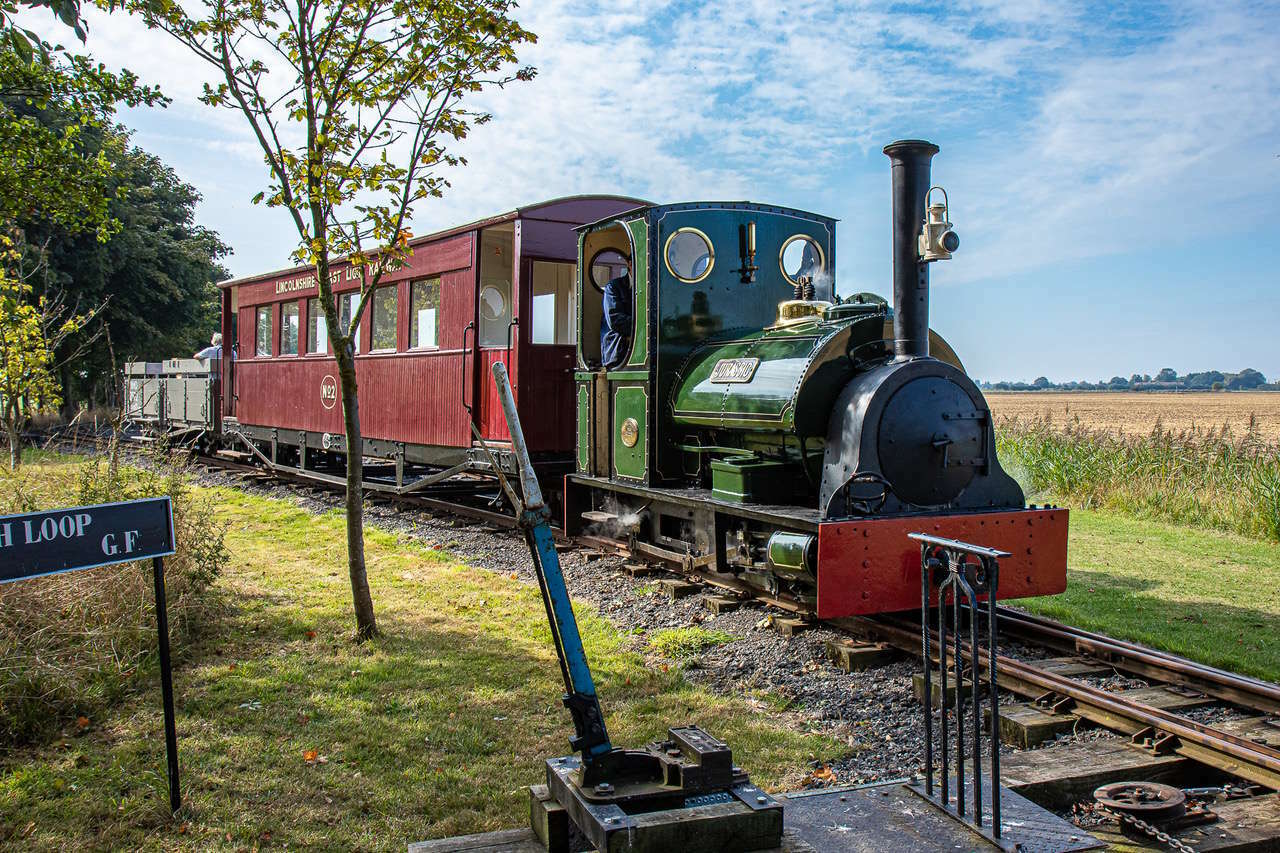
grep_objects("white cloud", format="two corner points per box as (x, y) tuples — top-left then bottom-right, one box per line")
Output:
(16, 0), (1280, 286)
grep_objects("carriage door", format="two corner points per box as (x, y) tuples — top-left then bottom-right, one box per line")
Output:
(476, 224), (516, 441)
(521, 258), (577, 452)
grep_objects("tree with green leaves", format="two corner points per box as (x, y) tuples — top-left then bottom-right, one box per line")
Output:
(2, 0), (86, 61)
(33, 143), (230, 409)
(133, 0), (535, 639)
(0, 42), (165, 458)
(0, 235), (103, 467)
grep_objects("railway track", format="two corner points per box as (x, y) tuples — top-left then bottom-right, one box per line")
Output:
(47, 432), (1280, 846)
(168, 443), (1280, 795)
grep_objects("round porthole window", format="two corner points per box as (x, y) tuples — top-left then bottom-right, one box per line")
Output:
(780, 235), (825, 285)
(480, 285), (506, 320)
(664, 228), (714, 283)
(589, 249), (630, 292)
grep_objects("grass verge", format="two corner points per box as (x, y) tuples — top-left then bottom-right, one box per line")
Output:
(1018, 508), (1279, 683)
(0, 484), (842, 850)
(0, 449), (227, 744)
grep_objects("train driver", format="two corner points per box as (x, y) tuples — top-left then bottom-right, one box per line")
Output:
(600, 272), (632, 370)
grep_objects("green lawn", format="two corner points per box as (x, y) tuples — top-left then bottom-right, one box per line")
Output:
(1019, 508), (1280, 683)
(0, 487), (840, 851)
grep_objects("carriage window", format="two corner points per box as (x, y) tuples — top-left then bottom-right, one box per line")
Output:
(780, 235), (824, 285)
(664, 228), (714, 283)
(280, 301), (299, 355)
(479, 226), (513, 347)
(532, 261), (576, 345)
(409, 278), (440, 349)
(307, 298), (327, 354)
(371, 285), (398, 351)
(338, 292), (361, 353)
(255, 306), (272, 356)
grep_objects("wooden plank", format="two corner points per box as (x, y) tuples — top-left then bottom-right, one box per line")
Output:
(986, 685), (1216, 748)
(826, 640), (898, 672)
(912, 672), (973, 708)
(772, 617), (811, 638)
(1001, 738), (1188, 810)
(605, 798), (783, 853)
(986, 702), (1082, 748)
(1121, 685), (1217, 713)
(659, 579), (699, 601)
(1217, 717), (1280, 749)
(528, 784), (568, 853)
(408, 827), (544, 852)
(623, 561), (662, 577)
(1028, 656), (1118, 679)
(704, 595), (742, 614)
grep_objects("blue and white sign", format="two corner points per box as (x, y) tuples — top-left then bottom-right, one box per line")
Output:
(0, 497), (176, 583)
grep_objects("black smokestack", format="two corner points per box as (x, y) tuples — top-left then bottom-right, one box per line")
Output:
(883, 139), (939, 360)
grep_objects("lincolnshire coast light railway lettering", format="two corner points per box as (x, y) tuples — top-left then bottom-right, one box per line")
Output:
(274, 265), (362, 294)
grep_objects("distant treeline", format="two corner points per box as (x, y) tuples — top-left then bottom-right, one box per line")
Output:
(982, 368), (1275, 392)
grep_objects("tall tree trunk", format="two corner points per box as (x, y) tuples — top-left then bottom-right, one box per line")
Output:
(4, 404), (20, 470)
(336, 343), (377, 639)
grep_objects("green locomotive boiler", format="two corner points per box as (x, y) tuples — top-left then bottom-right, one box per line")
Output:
(564, 140), (1068, 617)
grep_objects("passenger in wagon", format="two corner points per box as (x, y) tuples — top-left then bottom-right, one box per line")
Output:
(194, 333), (232, 360)
(600, 272), (632, 370)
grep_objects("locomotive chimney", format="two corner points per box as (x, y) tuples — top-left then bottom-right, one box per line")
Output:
(883, 139), (939, 360)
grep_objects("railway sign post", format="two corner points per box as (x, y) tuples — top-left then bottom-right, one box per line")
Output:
(0, 497), (181, 812)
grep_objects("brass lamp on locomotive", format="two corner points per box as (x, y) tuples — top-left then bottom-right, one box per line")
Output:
(565, 140), (1067, 617)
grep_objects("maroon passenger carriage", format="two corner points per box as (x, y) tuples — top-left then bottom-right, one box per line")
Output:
(213, 195), (645, 508)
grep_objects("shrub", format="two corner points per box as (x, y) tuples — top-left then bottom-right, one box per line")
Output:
(0, 444), (227, 744)
(997, 415), (1280, 542)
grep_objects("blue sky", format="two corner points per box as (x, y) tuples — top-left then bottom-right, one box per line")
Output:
(23, 0), (1280, 382)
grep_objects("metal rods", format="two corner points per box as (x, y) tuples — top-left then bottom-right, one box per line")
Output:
(912, 533), (1007, 840)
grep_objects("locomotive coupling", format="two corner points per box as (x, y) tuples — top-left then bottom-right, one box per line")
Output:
(919, 187), (959, 262)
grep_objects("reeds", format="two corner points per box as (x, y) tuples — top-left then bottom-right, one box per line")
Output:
(997, 414), (1280, 542)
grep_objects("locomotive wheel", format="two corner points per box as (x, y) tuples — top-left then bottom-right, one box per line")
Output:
(1093, 781), (1187, 822)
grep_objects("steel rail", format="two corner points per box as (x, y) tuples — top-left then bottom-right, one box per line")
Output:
(841, 615), (1280, 791)
(995, 606), (1280, 714)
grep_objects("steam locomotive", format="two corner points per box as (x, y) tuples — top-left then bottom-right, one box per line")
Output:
(126, 140), (1067, 617)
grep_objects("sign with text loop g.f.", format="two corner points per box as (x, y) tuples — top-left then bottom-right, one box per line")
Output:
(0, 497), (175, 583)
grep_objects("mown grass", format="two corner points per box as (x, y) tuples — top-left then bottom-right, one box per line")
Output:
(1018, 508), (1280, 683)
(998, 415), (1280, 542)
(649, 627), (735, 659)
(0, 484), (842, 850)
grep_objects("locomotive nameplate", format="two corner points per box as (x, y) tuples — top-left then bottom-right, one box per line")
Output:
(709, 357), (760, 384)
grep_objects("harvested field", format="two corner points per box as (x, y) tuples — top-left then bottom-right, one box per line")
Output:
(987, 391), (1280, 442)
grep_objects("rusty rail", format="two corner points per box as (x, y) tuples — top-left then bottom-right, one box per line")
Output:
(995, 606), (1280, 715)
(842, 615), (1280, 791)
